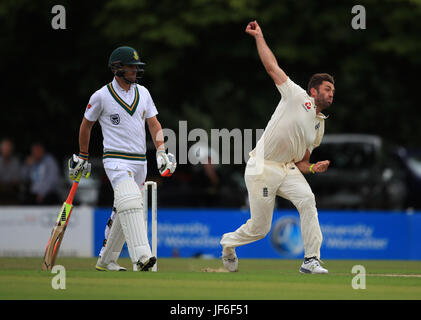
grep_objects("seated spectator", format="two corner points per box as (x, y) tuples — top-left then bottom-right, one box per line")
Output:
(0, 138), (22, 204)
(21, 142), (63, 205)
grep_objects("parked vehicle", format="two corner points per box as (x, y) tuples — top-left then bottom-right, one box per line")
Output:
(391, 147), (421, 209)
(305, 134), (408, 210)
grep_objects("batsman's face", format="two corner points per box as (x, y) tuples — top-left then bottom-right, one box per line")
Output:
(123, 64), (138, 82)
(315, 81), (335, 109)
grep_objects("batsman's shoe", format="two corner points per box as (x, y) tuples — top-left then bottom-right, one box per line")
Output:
(136, 256), (157, 271)
(96, 261), (127, 271)
(299, 257), (328, 274)
(222, 252), (238, 272)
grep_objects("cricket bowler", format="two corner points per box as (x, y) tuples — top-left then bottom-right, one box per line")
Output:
(220, 21), (334, 274)
(69, 46), (176, 271)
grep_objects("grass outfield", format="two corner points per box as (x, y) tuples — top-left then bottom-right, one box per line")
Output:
(0, 258), (421, 300)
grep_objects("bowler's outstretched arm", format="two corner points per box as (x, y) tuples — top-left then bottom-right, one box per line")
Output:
(246, 20), (288, 86)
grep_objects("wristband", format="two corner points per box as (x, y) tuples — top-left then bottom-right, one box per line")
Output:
(156, 144), (165, 153)
(79, 152), (89, 161)
(309, 164), (316, 174)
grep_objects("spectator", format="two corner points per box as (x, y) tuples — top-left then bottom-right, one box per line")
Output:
(189, 141), (220, 186)
(21, 142), (63, 205)
(187, 142), (222, 206)
(0, 138), (22, 204)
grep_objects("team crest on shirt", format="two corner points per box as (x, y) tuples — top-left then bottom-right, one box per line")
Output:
(110, 113), (120, 125)
(301, 101), (313, 112)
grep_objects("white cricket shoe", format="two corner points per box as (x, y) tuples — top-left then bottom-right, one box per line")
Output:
(222, 252), (238, 272)
(299, 257), (328, 274)
(96, 261), (127, 271)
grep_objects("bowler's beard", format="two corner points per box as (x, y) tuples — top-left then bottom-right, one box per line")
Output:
(315, 94), (332, 110)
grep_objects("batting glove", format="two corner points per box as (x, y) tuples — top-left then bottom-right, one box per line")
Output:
(156, 151), (177, 177)
(68, 153), (91, 181)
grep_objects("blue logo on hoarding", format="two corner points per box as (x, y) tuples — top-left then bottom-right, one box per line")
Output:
(270, 216), (304, 257)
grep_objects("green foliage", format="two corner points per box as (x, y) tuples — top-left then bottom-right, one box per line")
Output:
(1, 0), (420, 161)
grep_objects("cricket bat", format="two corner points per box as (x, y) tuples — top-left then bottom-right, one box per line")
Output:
(42, 171), (83, 271)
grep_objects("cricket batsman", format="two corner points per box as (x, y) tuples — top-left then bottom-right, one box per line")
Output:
(69, 46), (176, 271)
(220, 21), (334, 274)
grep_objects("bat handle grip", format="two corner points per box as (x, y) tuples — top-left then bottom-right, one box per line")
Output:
(66, 181), (80, 204)
(66, 166), (84, 204)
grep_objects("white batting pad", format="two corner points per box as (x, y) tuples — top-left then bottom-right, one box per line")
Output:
(98, 212), (125, 266)
(115, 179), (151, 264)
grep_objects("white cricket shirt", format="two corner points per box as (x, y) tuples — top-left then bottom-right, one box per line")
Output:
(84, 78), (158, 161)
(251, 77), (327, 163)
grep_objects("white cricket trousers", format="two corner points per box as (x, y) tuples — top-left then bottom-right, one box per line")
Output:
(104, 160), (147, 190)
(98, 160), (149, 261)
(220, 156), (323, 259)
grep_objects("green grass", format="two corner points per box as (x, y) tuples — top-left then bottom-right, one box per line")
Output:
(0, 258), (421, 300)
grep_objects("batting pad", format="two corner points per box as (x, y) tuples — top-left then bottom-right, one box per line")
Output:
(115, 179), (151, 264)
(98, 212), (125, 266)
